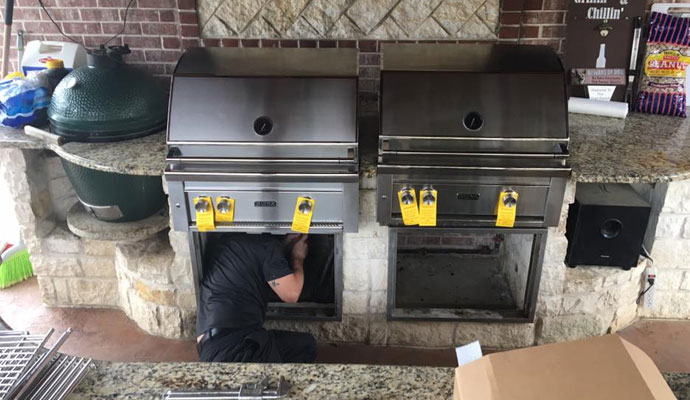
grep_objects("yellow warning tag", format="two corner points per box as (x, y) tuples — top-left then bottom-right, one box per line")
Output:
(419, 189), (438, 227)
(194, 196), (215, 231)
(291, 196), (315, 233)
(215, 196), (235, 223)
(496, 190), (519, 228)
(398, 188), (419, 226)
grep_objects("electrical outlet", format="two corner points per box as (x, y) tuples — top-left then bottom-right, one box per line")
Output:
(643, 266), (657, 309)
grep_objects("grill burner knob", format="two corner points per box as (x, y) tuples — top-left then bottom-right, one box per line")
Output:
(463, 111), (484, 131)
(400, 187), (415, 205)
(502, 190), (518, 208)
(217, 198), (232, 214)
(195, 198), (210, 213)
(253, 116), (274, 136)
(298, 198), (313, 215)
(422, 186), (436, 205)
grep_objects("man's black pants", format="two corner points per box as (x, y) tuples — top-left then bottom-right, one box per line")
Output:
(199, 328), (317, 363)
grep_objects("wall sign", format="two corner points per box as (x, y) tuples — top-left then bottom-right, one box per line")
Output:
(566, 0), (646, 102)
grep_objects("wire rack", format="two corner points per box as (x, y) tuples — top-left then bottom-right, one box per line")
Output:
(0, 328), (93, 400)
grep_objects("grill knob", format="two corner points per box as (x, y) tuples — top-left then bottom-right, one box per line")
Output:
(298, 198), (313, 215)
(502, 190), (518, 208)
(400, 187), (414, 205)
(195, 198), (210, 213)
(217, 198), (232, 214)
(422, 186), (436, 205)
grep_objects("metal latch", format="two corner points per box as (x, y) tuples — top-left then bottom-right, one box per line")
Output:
(162, 376), (290, 399)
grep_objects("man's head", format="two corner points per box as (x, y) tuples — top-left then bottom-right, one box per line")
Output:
(283, 234), (308, 263)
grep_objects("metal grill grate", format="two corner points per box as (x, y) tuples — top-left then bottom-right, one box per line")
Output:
(0, 330), (52, 399)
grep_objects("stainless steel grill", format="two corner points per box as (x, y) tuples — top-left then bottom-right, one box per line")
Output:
(0, 331), (50, 398)
(165, 48), (359, 321)
(166, 47), (360, 234)
(376, 44), (571, 228)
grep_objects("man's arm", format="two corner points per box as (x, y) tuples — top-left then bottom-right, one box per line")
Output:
(269, 235), (306, 303)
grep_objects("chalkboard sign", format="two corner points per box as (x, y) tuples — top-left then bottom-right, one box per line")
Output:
(565, 0), (647, 102)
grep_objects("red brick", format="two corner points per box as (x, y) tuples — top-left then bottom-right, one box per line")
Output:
(524, 0), (544, 10)
(500, 11), (522, 25)
(261, 39), (279, 48)
(16, 0), (56, 5)
(56, 0), (92, 6)
(138, 0), (175, 8)
(141, 23), (178, 36)
(182, 38), (200, 48)
(338, 40), (356, 48)
(145, 49), (182, 62)
(159, 10), (176, 22)
(81, 8), (120, 21)
(520, 25), (540, 38)
(177, 0), (196, 10)
(180, 24), (198, 37)
(123, 36), (161, 48)
(122, 9), (160, 22)
(241, 39), (259, 48)
(502, 0), (524, 11)
(299, 39), (316, 48)
(358, 79), (379, 92)
(37, 8), (77, 21)
(280, 39), (297, 48)
(542, 0), (567, 10)
(83, 35), (122, 47)
(358, 40), (377, 52)
(319, 40), (337, 48)
(22, 21), (60, 34)
(202, 38), (220, 47)
(220, 38), (238, 47)
(179, 11), (197, 24)
(130, 62), (165, 75)
(126, 49), (145, 62)
(519, 38), (561, 50)
(499, 26), (520, 39)
(102, 22), (141, 34)
(359, 66), (379, 79)
(98, 0), (131, 7)
(522, 11), (564, 24)
(162, 37), (181, 49)
(540, 25), (565, 38)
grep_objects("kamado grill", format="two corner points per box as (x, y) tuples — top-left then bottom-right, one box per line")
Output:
(377, 44), (571, 229)
(166, 47), (359, 320)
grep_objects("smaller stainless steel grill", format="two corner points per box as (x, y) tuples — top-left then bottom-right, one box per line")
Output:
(376, 44), (571, 228)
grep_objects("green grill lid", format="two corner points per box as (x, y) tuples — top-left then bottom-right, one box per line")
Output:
(48, 45), (168, 142)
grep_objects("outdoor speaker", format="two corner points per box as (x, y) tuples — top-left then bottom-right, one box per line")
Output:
(565, 183), (651, 270)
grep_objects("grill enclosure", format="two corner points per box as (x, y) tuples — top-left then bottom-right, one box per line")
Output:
(376, 44), (570, 228)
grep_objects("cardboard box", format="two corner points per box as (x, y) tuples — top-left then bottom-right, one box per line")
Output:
(453, 334), (676, 400)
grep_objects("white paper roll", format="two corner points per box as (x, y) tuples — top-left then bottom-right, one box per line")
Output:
(568, 97), (629, 119)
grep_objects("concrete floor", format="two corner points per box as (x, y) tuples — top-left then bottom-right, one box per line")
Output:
(1, 277), (689, 372)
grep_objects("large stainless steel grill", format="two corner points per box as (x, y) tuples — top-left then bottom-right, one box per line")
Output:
(165, 48), (359, 321)
(376, 44), (570, 228)
(166, 47), (359, 235)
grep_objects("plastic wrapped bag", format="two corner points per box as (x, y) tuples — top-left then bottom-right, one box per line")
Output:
(0, 74), (51, 128)
(636, 12), (690, 117)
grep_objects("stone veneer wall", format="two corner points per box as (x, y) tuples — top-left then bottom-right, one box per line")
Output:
(0, 148), (195, 339)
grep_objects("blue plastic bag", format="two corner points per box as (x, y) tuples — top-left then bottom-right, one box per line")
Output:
(0, 76), (51, 128)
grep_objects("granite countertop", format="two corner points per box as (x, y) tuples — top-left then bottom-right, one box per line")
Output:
(2, 112), (690, 182)
(569, 112), (690, 183)
(68, 362), (689, 399)
(0, 125), (166, 176)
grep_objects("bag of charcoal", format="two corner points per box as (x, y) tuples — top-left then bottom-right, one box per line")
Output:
(636, 11), (690, 117)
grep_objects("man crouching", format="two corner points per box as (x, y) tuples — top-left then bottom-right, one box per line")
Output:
(196, 233), (316, 363)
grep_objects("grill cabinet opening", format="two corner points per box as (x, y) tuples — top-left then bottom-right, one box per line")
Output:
(193, 232), (342, 321)
(389, 228), (545, 322)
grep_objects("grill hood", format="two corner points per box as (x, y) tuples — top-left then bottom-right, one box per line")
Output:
(48, 45), (168, 142)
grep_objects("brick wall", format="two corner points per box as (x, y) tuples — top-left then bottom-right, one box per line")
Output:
(0, 0), (201, 78)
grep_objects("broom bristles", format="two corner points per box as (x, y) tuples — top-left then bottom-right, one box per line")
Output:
(0, 249), (33, 289)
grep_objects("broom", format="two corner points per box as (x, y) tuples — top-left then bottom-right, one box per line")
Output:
(0, 241), (33, 289)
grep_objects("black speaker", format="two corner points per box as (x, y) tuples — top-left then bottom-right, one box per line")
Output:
(565, 184), (651, 270)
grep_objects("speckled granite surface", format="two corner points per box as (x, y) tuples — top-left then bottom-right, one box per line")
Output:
(68, 362), (689, 400)
(70, 362), (455, 399)
(0, 125), (166, 176)
(570, 112), (690, 183)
